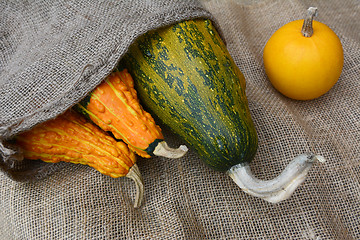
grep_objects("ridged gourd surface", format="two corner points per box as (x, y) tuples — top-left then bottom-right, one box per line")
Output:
(15, 111), (136, 178)
(75, 69), (163, 158)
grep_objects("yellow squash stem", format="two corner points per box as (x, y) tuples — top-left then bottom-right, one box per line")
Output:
(301, 7), (318, 37)
(227, 153), (325, 203)
(15, 110), (144, 208)
(76, 69), (187, 159)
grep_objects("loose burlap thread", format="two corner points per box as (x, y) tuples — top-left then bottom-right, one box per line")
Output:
(1, 0), (360, 239)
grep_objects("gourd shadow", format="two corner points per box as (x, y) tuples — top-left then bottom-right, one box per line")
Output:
(0, 157), (68, 183)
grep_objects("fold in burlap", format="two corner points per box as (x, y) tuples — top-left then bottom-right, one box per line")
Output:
(1, 0), (359, 239)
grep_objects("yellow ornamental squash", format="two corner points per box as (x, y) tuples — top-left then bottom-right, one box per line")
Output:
(76, 68), (188, 159)
(263, 7), (344, 100)
(15, 110), (144, 208)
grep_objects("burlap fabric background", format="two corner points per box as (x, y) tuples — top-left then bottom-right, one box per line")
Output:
(1, 0), (359, 239)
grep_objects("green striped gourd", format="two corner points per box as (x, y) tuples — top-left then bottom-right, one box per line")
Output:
(122, 19), (324, 203)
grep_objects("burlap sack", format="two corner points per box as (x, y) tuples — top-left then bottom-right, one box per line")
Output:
(0, 0), (215, 180)
(1, 0), (359, 239)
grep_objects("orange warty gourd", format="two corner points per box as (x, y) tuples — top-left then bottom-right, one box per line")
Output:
(75, 68), (187, 158)
(263, 7), (344, 100)
(15, 110), (144, 208)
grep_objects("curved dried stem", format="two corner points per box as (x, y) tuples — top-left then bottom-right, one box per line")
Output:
(125, 164), (144, 208)
(153, 141), (188, 158)
(227, 153), (325, 203)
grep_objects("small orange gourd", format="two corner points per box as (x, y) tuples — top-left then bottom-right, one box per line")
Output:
(75, 68), (187, 158)
(15, 110), (144, 208)
(263, 7), (344, 100)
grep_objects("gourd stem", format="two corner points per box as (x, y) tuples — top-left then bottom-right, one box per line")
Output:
(301, 7), (318, 37)
(227, 153), (325, 203)
(153, 141), (188, 158)
(125, 164), (144, 208)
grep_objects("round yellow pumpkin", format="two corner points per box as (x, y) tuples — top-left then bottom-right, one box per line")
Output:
(263, 7), (343, 100)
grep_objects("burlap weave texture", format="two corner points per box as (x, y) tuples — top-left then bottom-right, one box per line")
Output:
(1, 0), (360, 239)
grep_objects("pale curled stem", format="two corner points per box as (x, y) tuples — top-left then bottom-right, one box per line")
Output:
(301, 7), (318, 37)
(126, 164), (144, 208)
(153, 141), (188, 158)
(227, 153), (325, 203)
